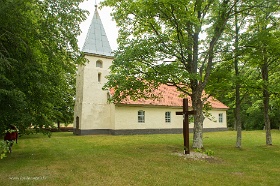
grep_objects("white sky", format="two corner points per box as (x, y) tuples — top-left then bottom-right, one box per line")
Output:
(78, 0), (118, 50)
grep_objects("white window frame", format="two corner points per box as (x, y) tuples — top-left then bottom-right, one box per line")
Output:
(165, 111), (171, 123)
(138, 110), (145, 123)
(218, 113), (223, 123)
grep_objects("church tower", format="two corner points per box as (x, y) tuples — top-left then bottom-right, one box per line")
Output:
(73, 5), (115, 135)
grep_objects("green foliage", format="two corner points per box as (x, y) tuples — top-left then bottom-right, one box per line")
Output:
(0, 141), (8, 159)
(102, 0), (236, 98)
(4, 129), (17, 134)
(206, 0), (280, 132)
(102, 0), (238, 148)
(194, 148), (215, 156)
(204, 149), (215, 156)
(194, 148), (203, 153)
(0, 0), (87, 134)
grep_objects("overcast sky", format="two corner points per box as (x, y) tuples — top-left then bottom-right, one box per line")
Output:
(78, 0), (118, 50)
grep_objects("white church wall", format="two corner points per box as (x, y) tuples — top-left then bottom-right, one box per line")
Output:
(204, 110), (227, 128)
(188, 110), (227, 129)
(74, 54), (114, 132)
(114, 105), (182, 130)
(82, 55), (111, 104)
(114, 105), (227, 130)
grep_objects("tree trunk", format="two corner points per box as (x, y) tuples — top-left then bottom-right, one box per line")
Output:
(234, 1), (242, 148)
(189, 0), (231, 149)
(57, 121), (60, 129)
(235, 95), (242, 148)
(263, 93), (272, 145)
(262, 60), (272, 145)
(192, 91), (205, 149)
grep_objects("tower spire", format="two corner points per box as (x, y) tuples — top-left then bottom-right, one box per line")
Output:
(82, 1), (112, 57)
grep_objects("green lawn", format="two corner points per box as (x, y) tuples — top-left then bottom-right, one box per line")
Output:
(1, 130), (280, 186)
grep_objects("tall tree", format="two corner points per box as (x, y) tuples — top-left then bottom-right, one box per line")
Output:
(0, 0), (87, 134)
(207, 0), (280, 147)
(244, 0), (280, 145)
(102, 0), (237, 148)
(234, 0), (242, 148)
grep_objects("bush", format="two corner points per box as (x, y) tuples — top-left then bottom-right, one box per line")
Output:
(0, 141), (9, 159)
(194, 148), (215, 156)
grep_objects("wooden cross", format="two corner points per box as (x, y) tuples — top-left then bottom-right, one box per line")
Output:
(176, 98), (196, 154)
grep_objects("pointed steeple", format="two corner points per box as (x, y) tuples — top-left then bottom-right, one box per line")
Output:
(82, 5), (113, 57)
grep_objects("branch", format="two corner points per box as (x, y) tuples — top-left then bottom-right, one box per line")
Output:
(201, 0), (235, 88)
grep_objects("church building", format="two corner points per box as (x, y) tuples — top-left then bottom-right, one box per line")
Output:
(73, 6), (228, 135)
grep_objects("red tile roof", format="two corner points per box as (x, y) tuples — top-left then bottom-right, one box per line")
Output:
(112, 84), (228, 109)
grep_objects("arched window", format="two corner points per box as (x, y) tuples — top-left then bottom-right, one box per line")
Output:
(96, 60), (103, 68)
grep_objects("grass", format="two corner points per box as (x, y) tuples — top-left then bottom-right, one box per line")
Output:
(1, 130), (280, 186)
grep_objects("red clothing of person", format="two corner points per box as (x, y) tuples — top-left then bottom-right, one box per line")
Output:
(4, 131), (18, 143)
(3, 125), (18, 153)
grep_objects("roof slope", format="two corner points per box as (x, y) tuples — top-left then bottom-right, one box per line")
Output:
(82, 5), (113, 57)
(114, 84), (228, 109)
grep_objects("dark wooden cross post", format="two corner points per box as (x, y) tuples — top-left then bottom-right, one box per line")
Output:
(176, 98), (196, 154)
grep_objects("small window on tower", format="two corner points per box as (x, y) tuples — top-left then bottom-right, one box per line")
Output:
(96, 60), (103, 68)
(98, 73), (101, 83)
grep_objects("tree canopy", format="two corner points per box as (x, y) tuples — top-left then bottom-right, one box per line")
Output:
(102, 0), (239, 148)
(102, 0), (280, 148)
(206, 0), (280, 146)
(0, 0), (87, 134)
